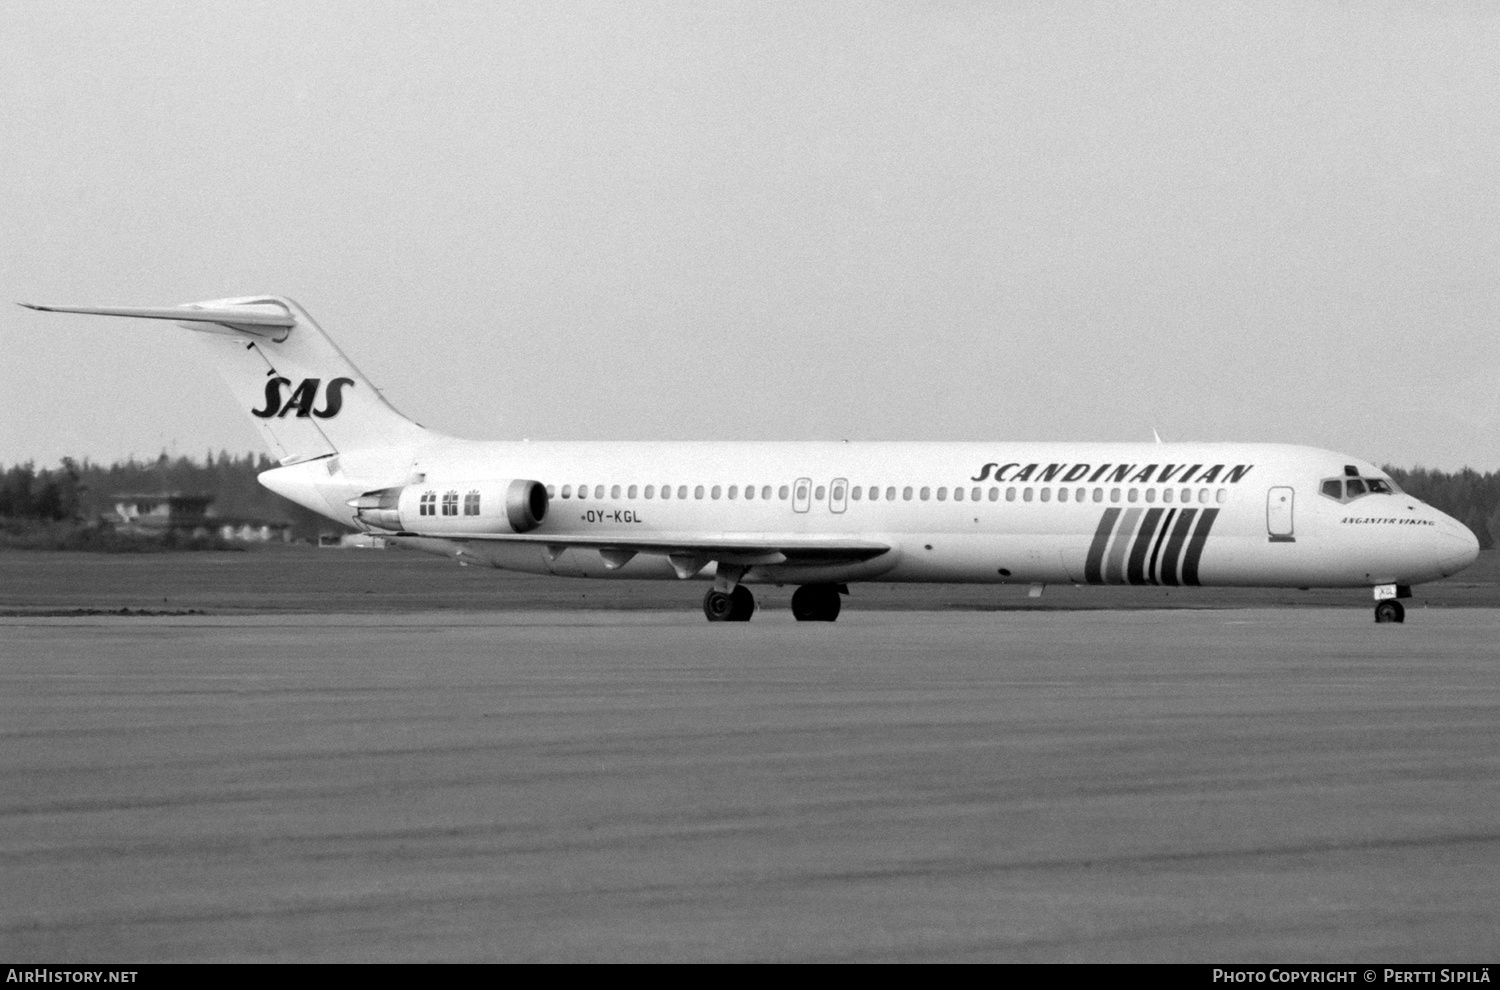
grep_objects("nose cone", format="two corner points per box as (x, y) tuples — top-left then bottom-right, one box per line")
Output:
(1434, 513), (1481, 577)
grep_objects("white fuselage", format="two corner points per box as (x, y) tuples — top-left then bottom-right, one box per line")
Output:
(263, 438), (1480, 590)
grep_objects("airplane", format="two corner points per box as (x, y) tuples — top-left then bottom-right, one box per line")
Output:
(19, 296), (1481, 624)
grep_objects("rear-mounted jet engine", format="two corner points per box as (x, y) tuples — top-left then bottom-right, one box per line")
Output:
(349, 479), (548, 534)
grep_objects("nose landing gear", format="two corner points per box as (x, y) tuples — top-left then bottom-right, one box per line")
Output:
(1372, 583), (1410, 624)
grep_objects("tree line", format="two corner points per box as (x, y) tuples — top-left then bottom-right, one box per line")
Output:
(1, 454), (1498, 549)
(0, 451), (335, 541)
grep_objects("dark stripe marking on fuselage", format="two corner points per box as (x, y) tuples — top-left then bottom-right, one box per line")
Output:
(1180, 507), (1220, 586)
(1158, 508), (1199, 587)
(1084, 508), (1120, 585)
(1126, 507), (1165, 585)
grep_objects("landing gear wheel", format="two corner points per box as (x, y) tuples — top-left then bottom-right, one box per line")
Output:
(1374, 600), (1405, 624)
(704, 585), (756, 622)
(791, 584), (842, 622)
(728, 585), (755, 622)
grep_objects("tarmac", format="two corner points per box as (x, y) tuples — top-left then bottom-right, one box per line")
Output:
(2, 607), (1497, 961)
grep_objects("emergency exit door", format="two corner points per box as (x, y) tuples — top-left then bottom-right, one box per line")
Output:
(793, 477), (811, 513)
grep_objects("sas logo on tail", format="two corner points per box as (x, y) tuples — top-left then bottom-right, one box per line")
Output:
(252, 377), (355, 419)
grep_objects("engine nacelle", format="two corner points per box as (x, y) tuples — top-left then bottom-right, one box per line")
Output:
(349, 479), (548, 534)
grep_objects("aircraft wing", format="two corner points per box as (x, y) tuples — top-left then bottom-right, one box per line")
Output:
(399, 531), (891, 574)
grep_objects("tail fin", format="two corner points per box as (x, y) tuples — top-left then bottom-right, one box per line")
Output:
(19, 297), (432, 463)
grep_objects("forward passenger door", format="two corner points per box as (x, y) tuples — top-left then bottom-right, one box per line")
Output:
(1267, 486), (1295, 542)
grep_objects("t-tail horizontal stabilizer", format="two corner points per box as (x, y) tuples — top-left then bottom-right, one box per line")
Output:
(18, 302), (295, 339)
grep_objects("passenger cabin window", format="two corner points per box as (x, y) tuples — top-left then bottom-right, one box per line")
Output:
(442, 491), (458, 516)
(420, 491), (436, 515)
(463, 491), (480, 516)
(712, 485), (722, 500)
(779, 486), (789, 500)
(628, 485), (638, 498)
(645, 485), (655, 499)
(764, 486), (775, 500)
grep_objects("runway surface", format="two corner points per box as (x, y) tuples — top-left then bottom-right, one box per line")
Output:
(2, 608), (1497, 961)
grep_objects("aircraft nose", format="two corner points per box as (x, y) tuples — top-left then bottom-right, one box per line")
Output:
(1434, 514), (1481, 575)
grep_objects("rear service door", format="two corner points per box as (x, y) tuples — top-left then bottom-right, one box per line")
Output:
(1267, 486), (1295, 542)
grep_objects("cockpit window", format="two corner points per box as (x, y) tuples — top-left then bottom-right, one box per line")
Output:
(1319, 476), (1399, 503)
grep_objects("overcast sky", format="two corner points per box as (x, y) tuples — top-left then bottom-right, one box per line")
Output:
(4, 1), (1497, 470)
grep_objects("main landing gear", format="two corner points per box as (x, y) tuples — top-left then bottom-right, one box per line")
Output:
(791, 583), (842, 622)
(702, 581), (846, 622)
(703, 585), (755, 622)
